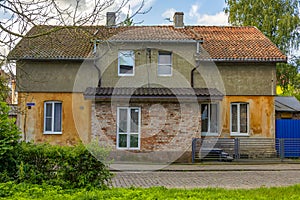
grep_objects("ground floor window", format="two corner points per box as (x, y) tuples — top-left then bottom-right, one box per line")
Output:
(117, 107), (141, 149)
(230, 103), (249, 136)
(44, 101), (62, 134)
(201, 103), (219, 136)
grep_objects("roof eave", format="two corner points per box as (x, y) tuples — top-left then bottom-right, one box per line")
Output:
(84, 95), (224, 102)
(196, 58), (287, 63)
(7, 57), (92, 61)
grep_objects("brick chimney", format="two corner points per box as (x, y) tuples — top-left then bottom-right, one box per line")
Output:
(173, 12), (184, 28)
(106, 12), (116, 26)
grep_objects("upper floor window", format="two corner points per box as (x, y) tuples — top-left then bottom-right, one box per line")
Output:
(158, 51), (172, 76)
(230, 103), (249, 136)
(44, 101), (62, 134)
(201, 103), (219, 136)
(118, 50), (134, 76)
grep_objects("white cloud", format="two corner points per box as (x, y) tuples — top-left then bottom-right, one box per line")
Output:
(188, 4), (200, 19)
(188, 3), (228, 26)
(162, 8), (177, 21)
(196, 12), (228, 26)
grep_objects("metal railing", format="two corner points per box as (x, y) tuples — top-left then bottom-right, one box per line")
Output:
(192, 138), (300, 163)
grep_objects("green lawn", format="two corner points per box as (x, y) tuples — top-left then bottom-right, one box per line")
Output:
(1, 182), (300, 200)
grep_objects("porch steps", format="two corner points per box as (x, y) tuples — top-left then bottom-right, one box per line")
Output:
(193, 138), (277, 162)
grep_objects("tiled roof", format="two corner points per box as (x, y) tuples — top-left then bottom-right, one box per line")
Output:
(84, 87), (223, 100)
(108, 26), (194, 41)
(275, 96), (300, 112)
(8, 25), (286, 62)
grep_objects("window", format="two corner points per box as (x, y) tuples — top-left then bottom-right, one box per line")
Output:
(44, 101), (62, 134)
(118, 50), (134, 76)
(117, 107), (141, 149)
(158, 51), (172, 76)
(230, 103), (249, 136)
(201, 103), (219, 136)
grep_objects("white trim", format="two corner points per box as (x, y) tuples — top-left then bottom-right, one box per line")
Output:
(230, 103), (249, 136)
(201, 132), (219, 137)
(116, 107), (141, 150)
(118, 50), (135, 76)
(43, 101), (62, 134)
(158, 51), (172, 76)
(201, 103), (220, 136)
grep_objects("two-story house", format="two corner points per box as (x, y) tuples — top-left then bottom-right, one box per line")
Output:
(8, 12), (286, 162)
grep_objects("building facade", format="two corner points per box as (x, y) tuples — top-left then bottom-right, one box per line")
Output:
(8, 12), (286, 162)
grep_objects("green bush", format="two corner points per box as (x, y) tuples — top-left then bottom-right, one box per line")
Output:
(0, 101), (112, 189)
(0, 102), (21, 182)
(14, 142), (113, 189)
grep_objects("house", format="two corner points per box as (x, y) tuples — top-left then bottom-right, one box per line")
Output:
(275, 96), (300, 119)
(0, 69), (17, 105)
(8, 12), (286, 162)
(0, 69), (18, 120)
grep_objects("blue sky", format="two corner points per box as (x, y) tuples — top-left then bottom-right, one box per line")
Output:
(0, 0), (228, 26)
(130, 0), (228, 25)
(1, 0), (298, 56)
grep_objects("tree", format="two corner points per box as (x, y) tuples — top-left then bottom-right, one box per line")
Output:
(0, 74), (9, 102)
(276, 62), (298, 94)
(225, 0), (300, 95)
(0, 0), (150, 81)
(225, 0), (300, 54)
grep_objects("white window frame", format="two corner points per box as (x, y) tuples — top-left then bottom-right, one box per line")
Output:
(116, 107), (141, 150)
(118, 50), (135, 76)
(201, 103), (219, 136)
(158, 51), (172, 76)
(44, 101), (62, 134)
(230, 102), (249, 136)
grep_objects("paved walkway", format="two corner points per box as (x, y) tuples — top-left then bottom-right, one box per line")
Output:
(111, 163), (300, 189)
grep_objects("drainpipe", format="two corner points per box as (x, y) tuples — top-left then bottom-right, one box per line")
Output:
(191, 66), (198, 88)
(92, 40), (102, 87)
(94, 60), (101, 87)
(191, 40), (203, 88)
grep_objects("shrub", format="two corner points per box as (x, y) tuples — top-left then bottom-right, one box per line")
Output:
(0, 102), (21, 182)
(15, 142), (113, 189)
(0, 101), (112, 188)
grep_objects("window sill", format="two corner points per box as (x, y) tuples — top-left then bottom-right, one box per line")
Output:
(201, 132), (220, 137)
(117, 147), (140, 150)
(43, 132), (62, 135)
(118, 74), (134, 77)
(230, 133), (249, 137)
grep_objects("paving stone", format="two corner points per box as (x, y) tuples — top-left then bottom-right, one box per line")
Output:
(110, 164), (300, 189)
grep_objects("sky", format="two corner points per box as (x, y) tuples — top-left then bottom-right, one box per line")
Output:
(126, 0), (228, 26)
(0, 0), (298, 57)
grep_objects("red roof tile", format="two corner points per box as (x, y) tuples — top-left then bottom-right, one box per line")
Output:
(8, 25), (286, 62)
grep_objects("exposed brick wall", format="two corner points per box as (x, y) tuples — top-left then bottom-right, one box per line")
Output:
(91, 101), (201, 163)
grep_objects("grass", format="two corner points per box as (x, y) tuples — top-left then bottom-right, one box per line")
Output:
(0, 182), (300, 200)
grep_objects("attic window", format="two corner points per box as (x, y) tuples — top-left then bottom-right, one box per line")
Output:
(118, 50), (134, 76)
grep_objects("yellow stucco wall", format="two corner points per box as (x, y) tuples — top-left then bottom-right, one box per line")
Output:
(220, 96), (275, 138)
(18, 92), (91, 145)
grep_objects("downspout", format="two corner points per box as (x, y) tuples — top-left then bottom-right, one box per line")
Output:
(146, 48), (151, 88)
(93, 40), (101, 87)
(191, 40), (203, 88)
(191, 66), (198, 88)
(94, 61), (101, 87)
